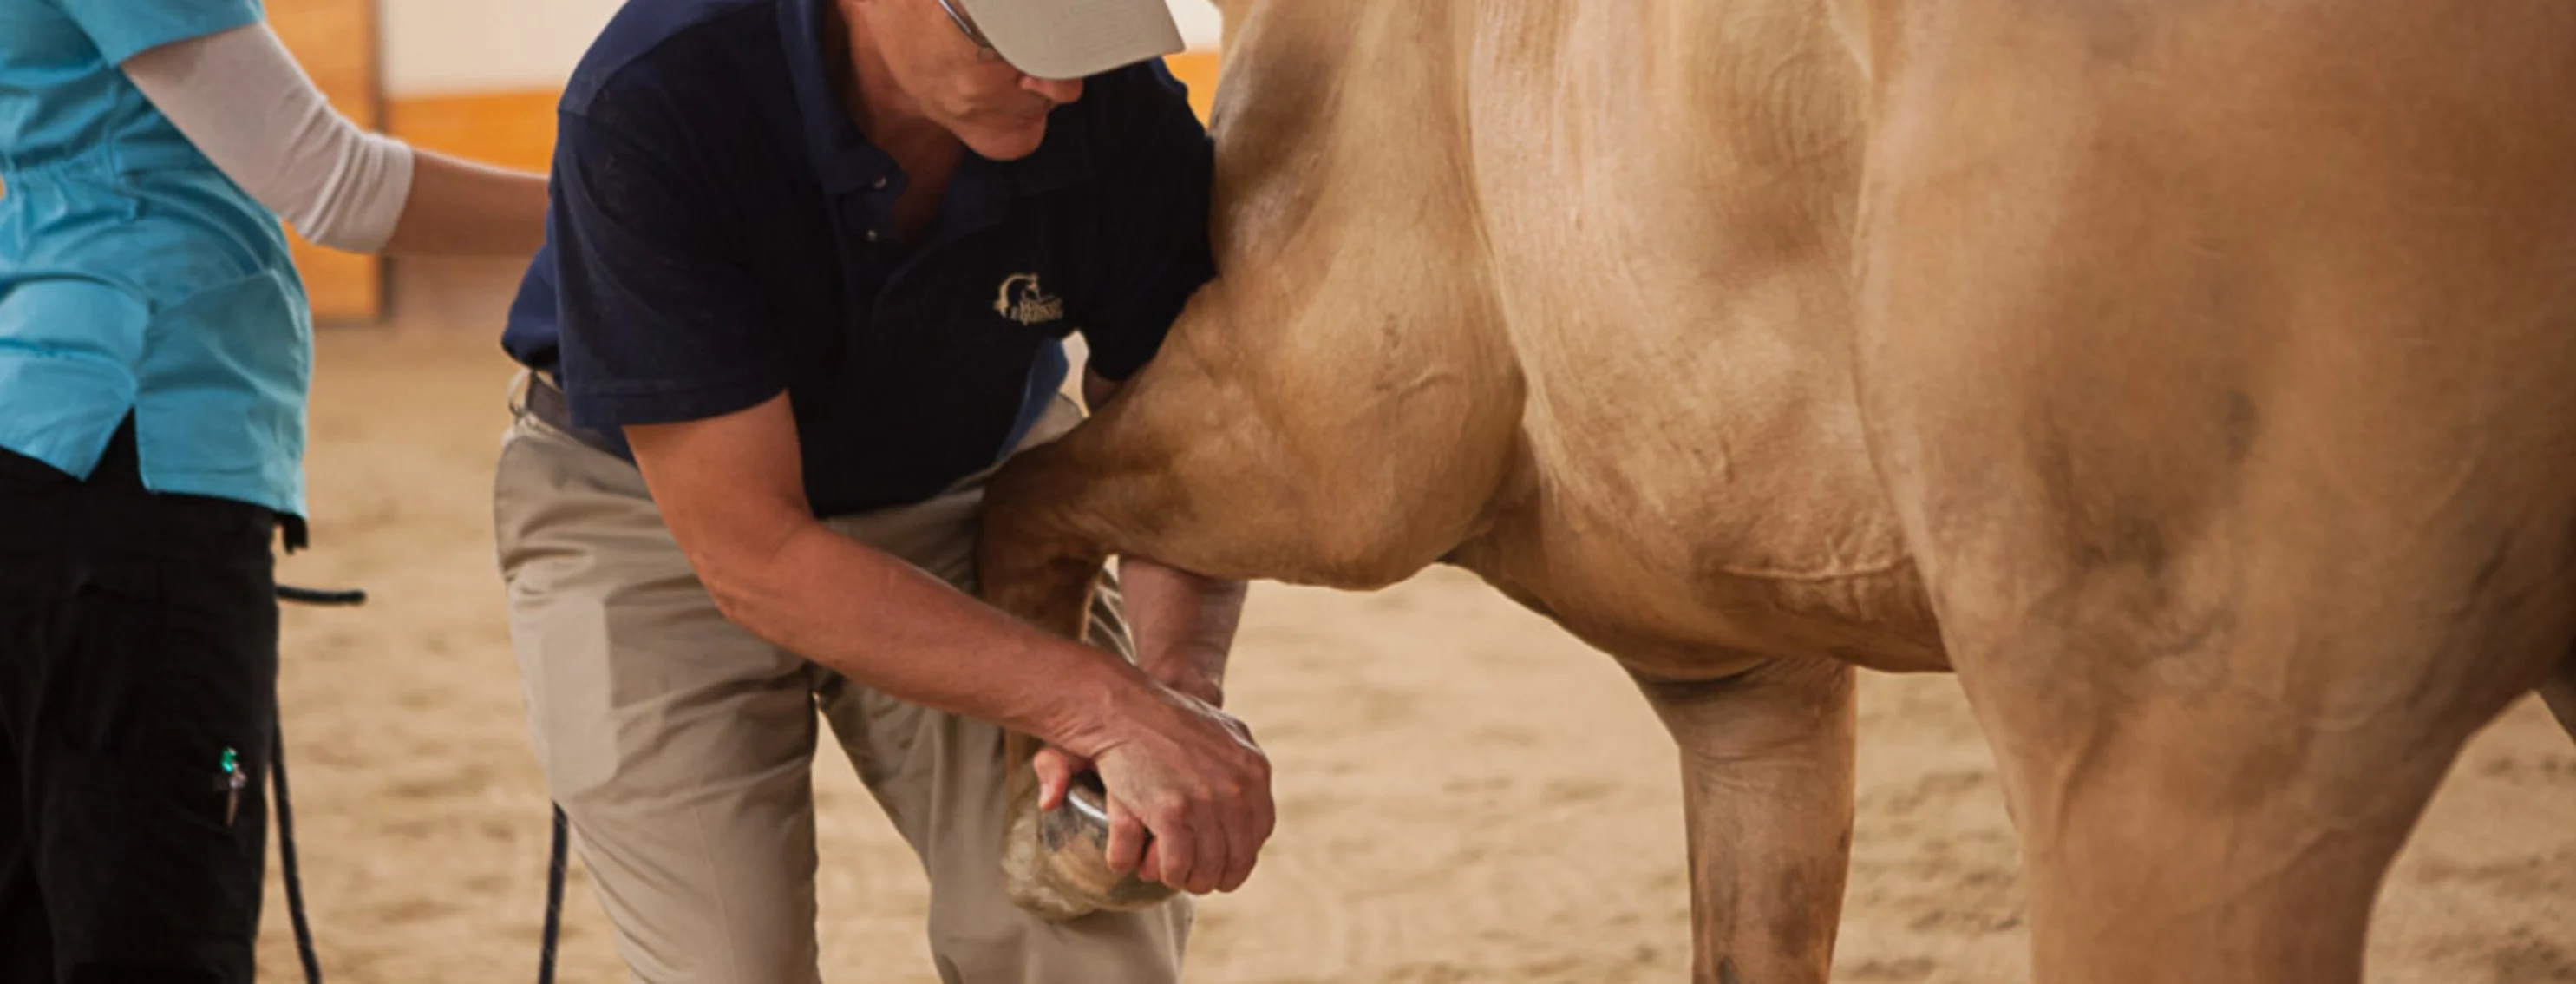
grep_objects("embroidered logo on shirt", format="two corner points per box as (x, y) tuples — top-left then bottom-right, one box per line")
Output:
(993, 273), (1065, 326)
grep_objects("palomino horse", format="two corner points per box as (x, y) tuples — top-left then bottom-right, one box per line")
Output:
(985, 2), (2576, 981)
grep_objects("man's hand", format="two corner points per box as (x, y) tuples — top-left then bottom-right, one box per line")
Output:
(1048, 683), (1273, 895)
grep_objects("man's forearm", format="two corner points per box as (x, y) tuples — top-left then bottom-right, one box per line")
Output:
(702, 521), (1150, 754)
(1117, 555), (1248, 705)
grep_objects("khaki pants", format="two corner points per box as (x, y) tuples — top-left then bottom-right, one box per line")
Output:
(492, 388), (1190, 984)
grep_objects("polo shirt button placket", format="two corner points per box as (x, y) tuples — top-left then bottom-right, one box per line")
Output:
(860, 174), (891, 244)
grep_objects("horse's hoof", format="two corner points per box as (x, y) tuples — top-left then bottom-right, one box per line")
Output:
(1001, 772), (1179, 920)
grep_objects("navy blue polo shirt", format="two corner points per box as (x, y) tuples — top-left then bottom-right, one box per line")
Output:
(500, 0), (1213, 516)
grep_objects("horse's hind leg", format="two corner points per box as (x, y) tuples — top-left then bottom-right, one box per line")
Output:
(1951, 581), (2560, 984)
(1880, 378), (2571, 984)
(1851, 1), (2576, 977)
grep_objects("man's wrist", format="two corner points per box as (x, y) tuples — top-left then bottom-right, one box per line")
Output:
(1151, 666), (1226, 707)
(1139, 641), (1228, 705)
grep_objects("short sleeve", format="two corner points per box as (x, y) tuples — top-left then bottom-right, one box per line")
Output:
(550, 107), (786, 430)
(1079, 63), (1218, 382)
(62, 0), (264, 66)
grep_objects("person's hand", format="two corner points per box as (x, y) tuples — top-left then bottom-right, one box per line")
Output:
(1036, 665), (1232, 814)
(1031, 665), (1223, 816)
(1048, 683), (1272, 895)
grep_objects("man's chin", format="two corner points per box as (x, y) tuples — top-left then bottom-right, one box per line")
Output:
(958, 119), (1049, 162)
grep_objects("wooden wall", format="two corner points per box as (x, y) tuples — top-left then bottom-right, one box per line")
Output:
(387, 89), (563, 174)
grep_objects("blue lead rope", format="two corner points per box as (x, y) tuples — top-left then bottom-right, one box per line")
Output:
(271, 584), (363, 984)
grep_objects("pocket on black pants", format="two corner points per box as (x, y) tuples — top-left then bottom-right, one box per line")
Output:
(38, 745), (267, 981)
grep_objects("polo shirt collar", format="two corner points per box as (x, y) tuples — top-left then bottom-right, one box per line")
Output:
(780, 0), (894, 195)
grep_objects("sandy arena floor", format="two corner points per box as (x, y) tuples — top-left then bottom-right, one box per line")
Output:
(255, 324), (2575, 982)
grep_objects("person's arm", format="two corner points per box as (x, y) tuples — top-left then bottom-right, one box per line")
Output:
(1118, 558), (1246, 701)
(625, 393), (1272, 894)
(120, 23), (545, 256)
(380, 151), (549, 256)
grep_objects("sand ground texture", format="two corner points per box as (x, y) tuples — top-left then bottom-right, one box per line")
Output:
(255, 326), (2575, 982)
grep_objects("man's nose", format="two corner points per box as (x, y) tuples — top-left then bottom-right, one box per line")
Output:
(1020, 75), (1084, 105)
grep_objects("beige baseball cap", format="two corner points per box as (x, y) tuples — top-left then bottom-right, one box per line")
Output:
(957, 0), (1187, 81)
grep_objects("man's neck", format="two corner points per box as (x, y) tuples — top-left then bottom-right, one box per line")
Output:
(832, 5), (962, 168)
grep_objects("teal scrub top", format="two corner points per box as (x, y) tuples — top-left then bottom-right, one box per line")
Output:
(0, 0), (312, 519)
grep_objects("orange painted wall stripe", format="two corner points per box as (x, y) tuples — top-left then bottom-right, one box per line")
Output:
(1163, 50), (1220, 121)
(388, 89), (564, 174)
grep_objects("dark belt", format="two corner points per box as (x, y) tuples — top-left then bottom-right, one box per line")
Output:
(523, 372), (634, 462)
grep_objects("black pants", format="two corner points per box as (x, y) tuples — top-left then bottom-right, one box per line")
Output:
(0, 423), (279, 984)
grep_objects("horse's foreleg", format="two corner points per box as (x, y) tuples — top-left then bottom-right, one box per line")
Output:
(1631, 656), (1855, 984)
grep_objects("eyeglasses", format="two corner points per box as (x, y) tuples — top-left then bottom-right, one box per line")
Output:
(935, 0), (1001, 62)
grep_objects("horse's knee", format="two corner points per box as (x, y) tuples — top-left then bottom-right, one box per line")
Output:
(1632, 657), (1854, 748)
